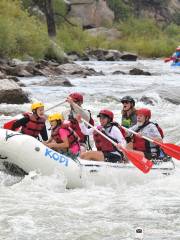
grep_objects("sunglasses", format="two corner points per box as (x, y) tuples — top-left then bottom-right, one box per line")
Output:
(122, 101), (130, 104)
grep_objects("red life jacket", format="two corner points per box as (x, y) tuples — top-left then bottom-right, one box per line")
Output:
(93, 124), (121, 153)
(69, 110), (94, 144)
(51, 124), (79, 148)
(133, 122), (163, 153)
(21, 113), (45, 137)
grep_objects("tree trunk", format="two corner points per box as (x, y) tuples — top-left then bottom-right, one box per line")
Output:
(43, 0), (56, 37)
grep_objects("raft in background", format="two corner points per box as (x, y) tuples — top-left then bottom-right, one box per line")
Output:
(171, 62), (180, 67)
(0, 129), (175, 188)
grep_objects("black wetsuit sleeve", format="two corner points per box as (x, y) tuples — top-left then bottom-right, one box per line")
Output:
(40, 124), (48, 141)
(11, 117), (29, 130)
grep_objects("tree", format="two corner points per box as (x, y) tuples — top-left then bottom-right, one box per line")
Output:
(43, 0), (56, 37)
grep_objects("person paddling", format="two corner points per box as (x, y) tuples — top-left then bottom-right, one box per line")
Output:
(172, 46), (180, 63)
(165, 46), (180, 63)
(77, 109), (126, 163)
(66, 92), (94, 151)
(44, 113), (80, 158)
(127, 108), (165, 160)
(121, 96), (137, 128)
(11, 102), (48, 141)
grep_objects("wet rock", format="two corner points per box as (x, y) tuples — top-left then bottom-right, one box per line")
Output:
(5, 65), (33, 77)
(0, 79), (30, 104)
(67, 51), (90, 61)
(38, 76), (74, 87)
(129, 68), (151, 76)
(121, 52), (138, 61)
(139, 96), (154, 106)
(112, 70), (126, 75)
(0, 71), (6, 79)
(55, 63), (103, 76)
(86, 49), (122, 61)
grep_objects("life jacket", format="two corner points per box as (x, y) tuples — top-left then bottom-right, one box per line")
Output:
(175, 52), (180, 58)
(133, 121), (164, 157)
(51, 124), (79, 148)
(109, 122), (126, 138)
(93, 122), (124, 153)
(121, 110), (137, 128)
(21, 113), (45, 137)
(68, 110), (94, 144)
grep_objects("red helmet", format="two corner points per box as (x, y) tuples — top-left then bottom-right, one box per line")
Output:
(69, 93), (83, 103)
(97, 109), (114, 120)
(176, 46), (180, 51)
(137, 108), (151, 118)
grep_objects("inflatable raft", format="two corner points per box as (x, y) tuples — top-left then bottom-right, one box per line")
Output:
(171, 62), (180, 67)
(0, 129), (175, 188)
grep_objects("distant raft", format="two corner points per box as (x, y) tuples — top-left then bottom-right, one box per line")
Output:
(0, 129), (175, 188)
(171, 62), (180, 67)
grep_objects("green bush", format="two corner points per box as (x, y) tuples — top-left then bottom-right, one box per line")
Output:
(107, 0), (131, 21)
(56, 24), (89, 54)
(109, 18), (180, 57)
(0, 0), (49, 59)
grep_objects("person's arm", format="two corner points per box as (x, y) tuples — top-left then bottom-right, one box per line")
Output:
(147, 124), (162, 142)
(79, 122), (94, 135)
(43, 136), (53, 145)
(111, 126), (126, 147)
(11, 117), (29, 130)
(72, 102), (90, 121)
(40, 125), (48, 141)
(46, 129), (69, 150)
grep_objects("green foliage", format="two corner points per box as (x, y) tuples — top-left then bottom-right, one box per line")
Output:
(0, 0), (49, 59)
(56, 24), (111, 54)
(110, 18), (180, 57)
(107, 0), (131, 21)
(118, 18), (161, 38)
(21, 0), (32, 9)
(56, 25), (89, 54)
(173, 12), (180, 26)
(53, 0), (67, 24)
(0, 0), (179, 59)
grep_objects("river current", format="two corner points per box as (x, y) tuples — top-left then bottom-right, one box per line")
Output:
(0, 60), (180, 240)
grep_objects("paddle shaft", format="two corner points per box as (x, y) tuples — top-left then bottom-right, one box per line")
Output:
(121, 126), (154, 143)
(45, 100), (66, 113)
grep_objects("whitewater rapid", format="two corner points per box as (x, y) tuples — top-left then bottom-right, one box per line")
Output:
(0, 60), (180, 240)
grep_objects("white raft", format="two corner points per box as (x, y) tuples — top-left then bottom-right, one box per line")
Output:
(0, 129), (175, 188)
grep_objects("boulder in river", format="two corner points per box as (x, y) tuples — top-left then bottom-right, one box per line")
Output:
(112, 70), (126, 75)
(0, 79), (30, 104)
(121, 52), (138, 61)
(86, 49), (122, 61)
(139, 96), (155, 106)
(37, 76), (74, 87)
(129, 68), (151, 76)
(55, 63), (103, 76)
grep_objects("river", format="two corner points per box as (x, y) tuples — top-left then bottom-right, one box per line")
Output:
(0, 60), (180, 240)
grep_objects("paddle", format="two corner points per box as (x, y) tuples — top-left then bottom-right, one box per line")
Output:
(3, 119), (19, 130)
(121, 126), (180, 160)
(3, 100), (66, 130)
(81, 119), (153, 174)
(164, 57), (176, 63)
